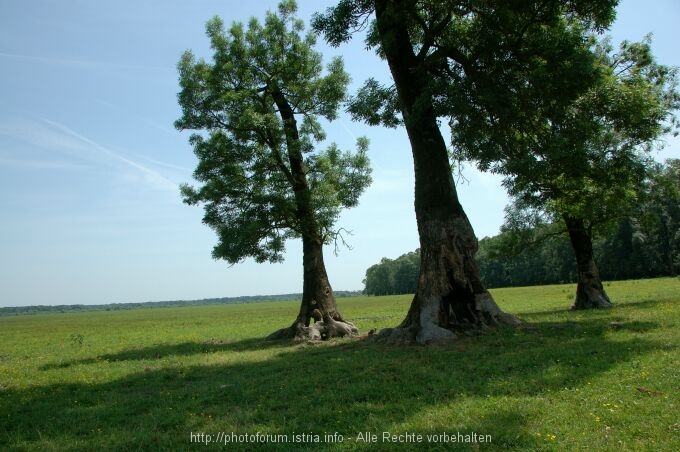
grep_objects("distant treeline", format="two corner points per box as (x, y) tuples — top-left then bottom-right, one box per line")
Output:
(363, 251), (420, 296)
(0, 291), (363, 316)
(364, 161), (680, 295)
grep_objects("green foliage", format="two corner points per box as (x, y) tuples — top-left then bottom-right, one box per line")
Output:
(347, 78), (402, 128)
(307, 137), (372, 235)
(176, 1), (371, 264)
(2, 279), (680, 450)
(364, 236), (576, 292)
(363, 250), (419, 295)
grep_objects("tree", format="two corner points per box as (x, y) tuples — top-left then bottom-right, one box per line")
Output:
(314, 0), (616, 342)
(454, 35), (679, 309)
(176, 1), (372, 340)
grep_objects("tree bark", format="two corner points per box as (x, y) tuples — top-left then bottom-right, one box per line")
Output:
(266, 86), (357, 341)
(564, 216), (613, 309)
(372, 0), (520, 344)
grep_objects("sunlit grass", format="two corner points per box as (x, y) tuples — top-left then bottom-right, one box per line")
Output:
(1, 277), (678, 451)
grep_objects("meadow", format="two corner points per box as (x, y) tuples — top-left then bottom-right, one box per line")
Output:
(1, 277), (679, 451)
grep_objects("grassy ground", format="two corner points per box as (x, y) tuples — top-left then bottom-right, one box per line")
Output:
(1, 277), (678, 451)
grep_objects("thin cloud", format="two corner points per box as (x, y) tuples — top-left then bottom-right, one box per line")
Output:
(132, 152), (192, 173)
(0, 118), (85, 152)
(0, 117), (178, 191)
(338, 118), (357, 141)
(41, 118), (178, 191)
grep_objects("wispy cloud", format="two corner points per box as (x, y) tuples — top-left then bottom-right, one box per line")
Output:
(0, 117), (178, 191)
(42, 118), (178, 191)
(0, 118), (84, 152)
(132, 152), (192, 173)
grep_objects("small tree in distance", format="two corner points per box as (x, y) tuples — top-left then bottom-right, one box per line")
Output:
(175, 0), (372, 340)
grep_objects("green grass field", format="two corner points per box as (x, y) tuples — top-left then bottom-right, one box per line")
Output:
(1, 278), (679, 451)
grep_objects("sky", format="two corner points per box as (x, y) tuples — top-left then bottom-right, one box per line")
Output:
(1, 1), (679, 307)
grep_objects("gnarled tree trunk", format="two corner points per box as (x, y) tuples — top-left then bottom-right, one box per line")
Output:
(373, 0), (520, 344)
(564, 216), (613, 309)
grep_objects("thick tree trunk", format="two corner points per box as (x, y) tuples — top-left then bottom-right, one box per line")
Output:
(373, 0), (520, 344)
(564, 216), (613, 309)
(267, 87), (357, 341)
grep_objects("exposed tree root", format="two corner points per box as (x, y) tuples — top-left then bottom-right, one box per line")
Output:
(369, 292), (521, 345)
(266, 316), (358, 342)
(317, 316), (358, 339)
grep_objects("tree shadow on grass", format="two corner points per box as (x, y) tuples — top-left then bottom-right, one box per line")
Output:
(39, 337), (290, 370)
(2, 317), (669, 451)
(516, 297), (678, 317)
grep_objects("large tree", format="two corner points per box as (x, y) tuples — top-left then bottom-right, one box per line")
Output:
(453, 35), (679, 309)
(314, 0), (616, 342)
(176, 0), (371, 340)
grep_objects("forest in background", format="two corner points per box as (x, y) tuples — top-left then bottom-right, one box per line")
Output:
(364, 159), (680, 295)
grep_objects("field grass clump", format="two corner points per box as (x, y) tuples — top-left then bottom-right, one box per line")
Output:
(1, 278), (679, 451)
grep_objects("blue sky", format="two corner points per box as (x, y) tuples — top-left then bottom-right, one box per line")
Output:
(1, 1), (678, 307)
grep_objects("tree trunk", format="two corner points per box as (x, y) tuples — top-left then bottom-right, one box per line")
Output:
(372, 0), (520, 344)
(564, 216), (613, 309)
(267, 86), (357, 341)
(267, 235), (357, 341)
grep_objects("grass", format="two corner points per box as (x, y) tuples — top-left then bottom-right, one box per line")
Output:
(1, 277), (679, 451)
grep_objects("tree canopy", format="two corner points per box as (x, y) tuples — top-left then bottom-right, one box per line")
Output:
(176, 0), (371, 265)
(315, 1), (618, 132)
